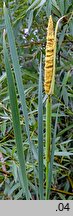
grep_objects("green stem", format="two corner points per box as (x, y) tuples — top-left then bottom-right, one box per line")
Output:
(46, 95), (52, 199)
(45, 12), (73, 200)
(48, 105), (59, 199)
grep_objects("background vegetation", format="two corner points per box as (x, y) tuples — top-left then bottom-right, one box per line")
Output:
(0, 0), (73, 200)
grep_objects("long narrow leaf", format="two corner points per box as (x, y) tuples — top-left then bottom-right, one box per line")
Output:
(38, 52), (43, 200)
(48, 105), (60, 199)
(3, 3), (38, 199)
(3, 3), (30, 144)
(3, 31), (30, 200)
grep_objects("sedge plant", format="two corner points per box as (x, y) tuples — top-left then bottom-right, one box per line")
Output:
(3, 1), (73, 200)
(44, 13), (73, 199)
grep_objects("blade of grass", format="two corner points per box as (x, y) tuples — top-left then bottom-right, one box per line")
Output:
(3, 30), (30, 200)
(38, 52), (44, 200)
(3, 2), (38, 199)
(3, 2), (30, 144)
(48, 105), (59, 199)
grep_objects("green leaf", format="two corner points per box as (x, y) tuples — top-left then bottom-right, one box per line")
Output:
(64, 0), (72, 13)
(69, 19), (73, 36)
(58, 0), (64, 15)
(14, 189), (23, 200)
(58, 25), (67, 50)
(62, 71), (70, 86)
(27, 0), (40, 11)
(34, 0), (46, 10)
(58, 124), (73, 136)
(3, 31), (30, 200)
(0, 73), (6, 83)
(28, 10), (33, 30)
(54, 152), (73, 156)
(3, 3), (31, 146)
(38, 52), (44, 200)
(12, 161), (18, 183)
(52, 0), (59, 10)
(8, 183), (20, 196)
(3, 3), (39, 200)
(62, 86), (68, 107)
(46, 0), (52, 18)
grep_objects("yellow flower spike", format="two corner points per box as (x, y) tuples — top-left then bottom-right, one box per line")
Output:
(44, 15), (55, 95)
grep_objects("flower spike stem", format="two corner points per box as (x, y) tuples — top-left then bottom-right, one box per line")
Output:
(46, 95), (52, 199)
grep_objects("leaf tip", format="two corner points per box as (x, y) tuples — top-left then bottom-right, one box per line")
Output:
(3, 1), (5, 8)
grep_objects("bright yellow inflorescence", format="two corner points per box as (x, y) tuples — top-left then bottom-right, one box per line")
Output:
(44, 15), (55, 94)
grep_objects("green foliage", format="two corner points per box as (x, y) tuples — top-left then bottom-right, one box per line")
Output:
(3, 30), (30, 199)
(38, 53), (43, 199)
(0, 0), (73, 200)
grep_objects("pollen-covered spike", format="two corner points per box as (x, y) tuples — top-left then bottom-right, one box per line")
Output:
(44, 15), (55, 94)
